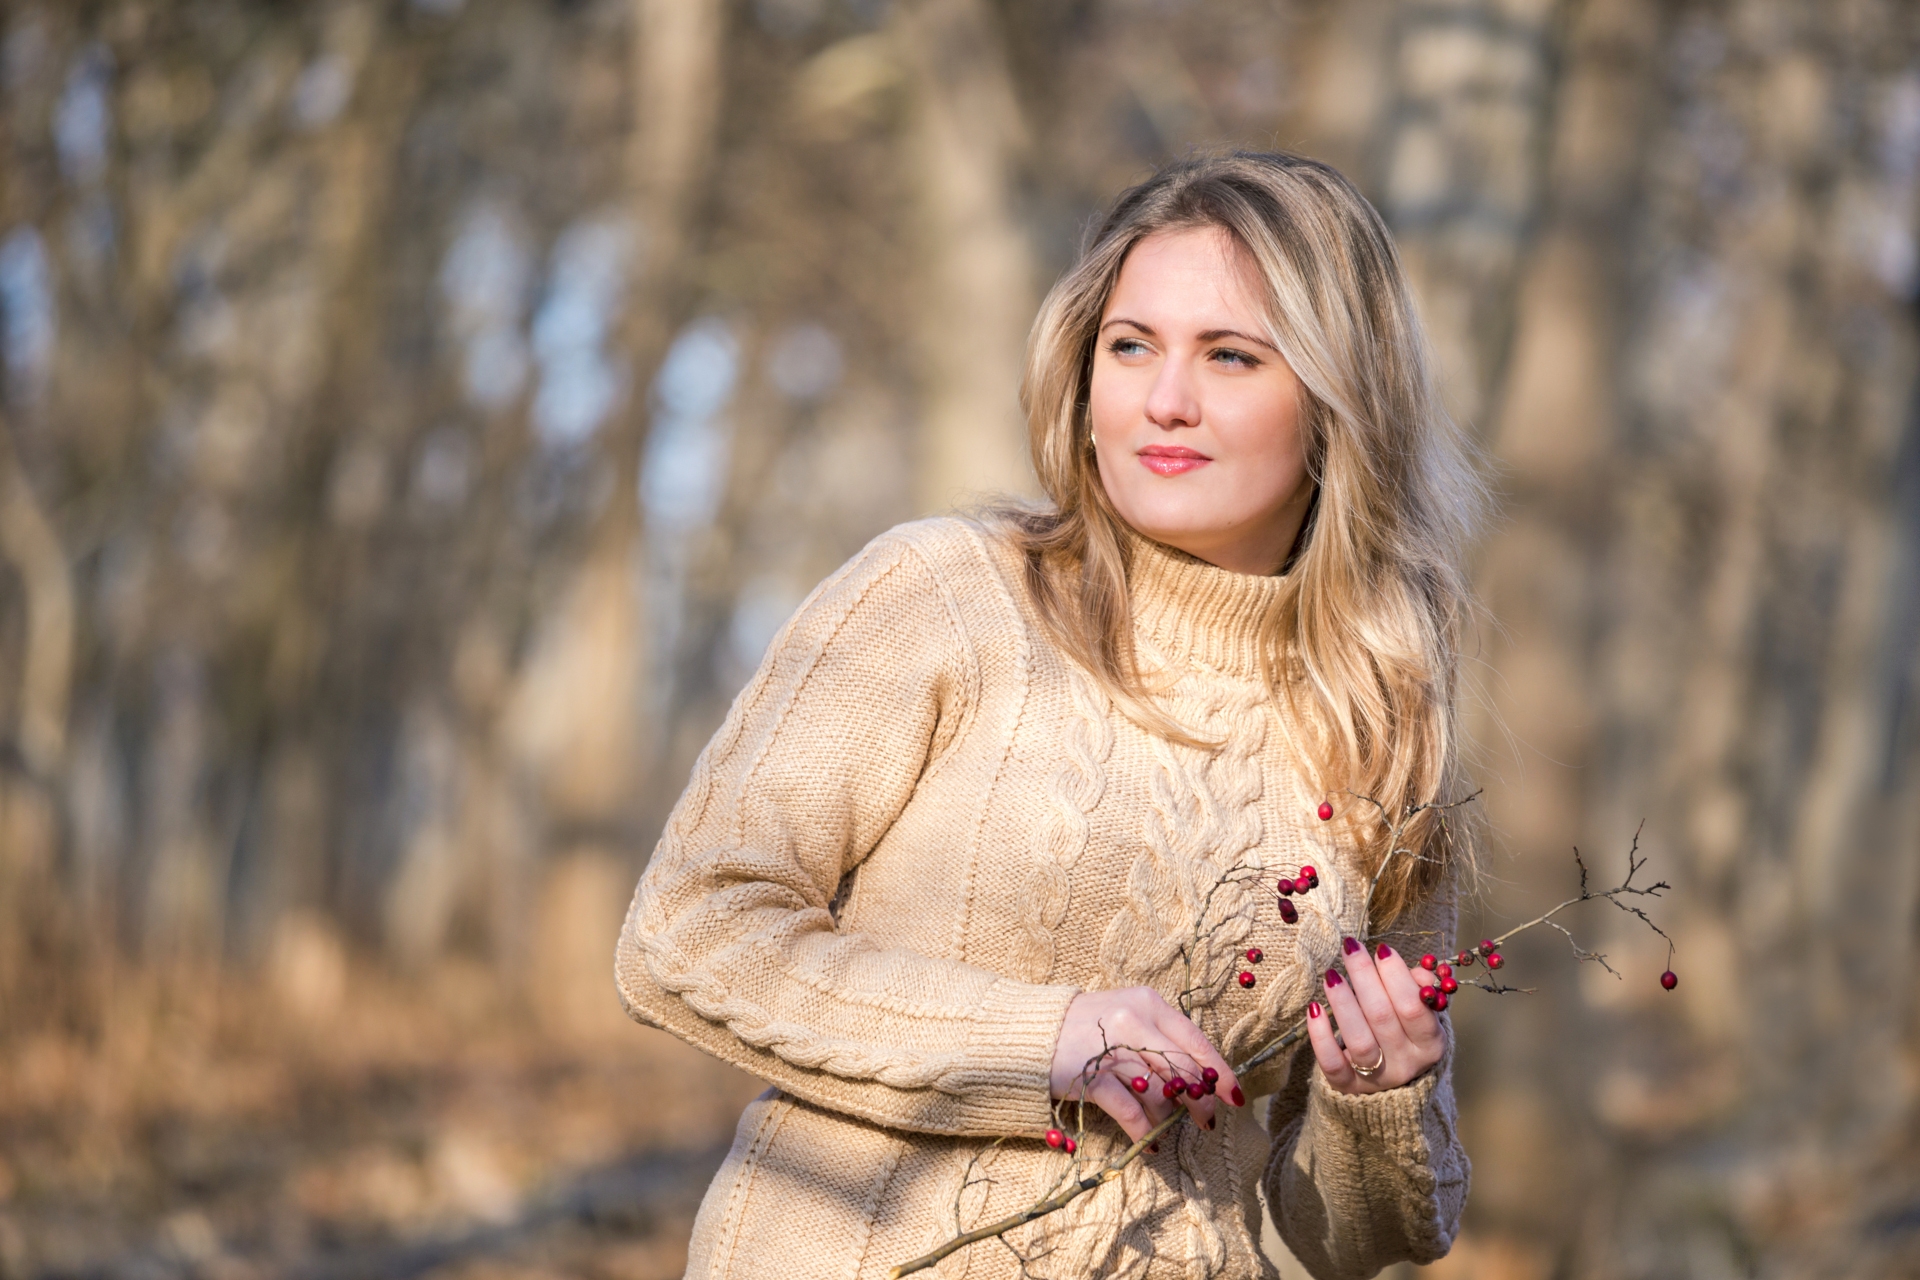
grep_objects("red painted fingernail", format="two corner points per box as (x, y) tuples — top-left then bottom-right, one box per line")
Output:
(1376, 943), (1391, 960)
(1308, 1000), (1322, 1018)
(1343, 936), (1360, 954)
(1230, 1085), (1245, 1106)
(1205, 1116), (1215, 1130)
(1149, 1141), (1160, 1153)
(1325, 969), (1343, 987)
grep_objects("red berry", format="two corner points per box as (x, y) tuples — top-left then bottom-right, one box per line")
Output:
(1046, 1128), (1065, 1149)
(1162, 1081), (1179, 1100)
(1130, 1076), (1149, 1093)
(1169, 1077), (1187, 1096)
(1201, 1067), (1219, 1084)
(1433, 991), (1449, 1012)
(1419, 954), (1437, 971)
(1187, 1081), (1205, 1100)
(1439, 975), (1459, 994)
(1478, 939), (1496, 956)
(1454, 951), (1475, 967)
(1238, 970), (1256, 989)
(1277, 878), (1296, 896)
(1064, 1137), (1077, 1154)
(1661, 969), (1678, 991)
(1317, 801), (1334, 821)
(1246, 947), (1263, 964)
(1298, 865), (1318, 887)
(1486, 952), (1504, 970)
(1419, 985), (1437, 1008)
(1277, 899), (1299, 924)
(1436, 963), (1452, 980)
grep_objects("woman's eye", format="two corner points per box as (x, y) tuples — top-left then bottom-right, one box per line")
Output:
(1106, 337), (1150, 358)
(1211, 347), (1260, 369)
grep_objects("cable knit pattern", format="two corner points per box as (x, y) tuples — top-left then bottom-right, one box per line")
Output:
(1013, 664), (1112, 982)
(616, 518), (1468, 1280)
(1097, 653), (1268, 1009)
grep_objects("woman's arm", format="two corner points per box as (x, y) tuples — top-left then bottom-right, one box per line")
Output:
(1262, 887), (1472, 1278)
(615, 524), (1081, 1139)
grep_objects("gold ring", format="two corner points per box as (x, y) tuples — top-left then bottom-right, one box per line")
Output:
(1348, 1048), (1386, 1078)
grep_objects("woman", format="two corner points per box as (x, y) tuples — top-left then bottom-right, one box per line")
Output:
(617, 152), (1480, 1280)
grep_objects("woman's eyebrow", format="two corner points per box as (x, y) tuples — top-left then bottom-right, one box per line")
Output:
(1197, 328), (1280, 352)
(1097, 317), (1278, 353)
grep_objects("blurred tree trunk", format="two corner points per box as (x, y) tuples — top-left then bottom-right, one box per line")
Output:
(1451, 0), (1664, 1265)
(0, 413), (73, 999)
(509, 0), (729, 1022)
(511, 0), (727, 827)
(894, 0), (1039, 511)
(1374, 0), (1564, 427)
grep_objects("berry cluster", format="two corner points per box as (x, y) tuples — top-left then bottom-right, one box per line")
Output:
(1445, 938), (1505, 971)
(1274, 862), (1318, 925)
(1238, 850), (1321, 990)
(1147, 1065), (1220, 1102)
(1415, 952), (1461, 1011)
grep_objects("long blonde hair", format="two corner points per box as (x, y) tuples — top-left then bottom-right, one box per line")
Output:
(998, 151), (1485, 926)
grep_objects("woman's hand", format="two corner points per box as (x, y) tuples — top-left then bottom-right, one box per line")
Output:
(1307, 938), (1446, 1095)
(1050, 988), (1244, 1143)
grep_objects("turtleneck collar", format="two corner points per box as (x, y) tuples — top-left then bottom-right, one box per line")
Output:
(1124, 527), (1289, 681)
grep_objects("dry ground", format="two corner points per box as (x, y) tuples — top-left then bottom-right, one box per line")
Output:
(0, 946), (765, 1280)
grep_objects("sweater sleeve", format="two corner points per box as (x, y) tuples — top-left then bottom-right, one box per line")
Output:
(1262, 887), (1472, 1279)
(615, 525), (1081, 1138)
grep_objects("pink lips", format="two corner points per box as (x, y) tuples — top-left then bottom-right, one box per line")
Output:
(1138, 445), (1210, 476)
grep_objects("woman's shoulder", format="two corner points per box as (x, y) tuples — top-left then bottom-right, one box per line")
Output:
(763, 517), (1029, 668)
(825, 515), (1029, 611)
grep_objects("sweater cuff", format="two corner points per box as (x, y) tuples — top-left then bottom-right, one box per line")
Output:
(949, 977), (1081, 1135)
(1307, 1028), (1451, 1152)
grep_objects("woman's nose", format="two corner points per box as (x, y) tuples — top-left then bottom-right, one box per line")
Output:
(1144, 359), (1200, 429)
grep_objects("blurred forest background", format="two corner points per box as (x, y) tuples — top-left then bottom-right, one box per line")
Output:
(0, 0), (1916, 1278)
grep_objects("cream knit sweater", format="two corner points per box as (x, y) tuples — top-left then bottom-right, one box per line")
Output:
(617, 517), (1469, 1280)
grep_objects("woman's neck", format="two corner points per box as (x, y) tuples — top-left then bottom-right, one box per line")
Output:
(1123, 527), (1290, 680)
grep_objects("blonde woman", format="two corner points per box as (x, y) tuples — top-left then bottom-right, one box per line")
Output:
(618, 152), (1480, 1280)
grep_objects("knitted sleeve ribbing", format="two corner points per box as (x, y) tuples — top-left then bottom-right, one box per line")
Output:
(614, 526), (1081, 1139)
(1261, 887), (1472, 1279)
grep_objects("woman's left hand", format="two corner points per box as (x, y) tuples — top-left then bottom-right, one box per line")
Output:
(1306, 938), (1445, 1095)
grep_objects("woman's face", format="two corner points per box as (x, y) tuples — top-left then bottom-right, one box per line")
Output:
(1089, 226), (1314, 576)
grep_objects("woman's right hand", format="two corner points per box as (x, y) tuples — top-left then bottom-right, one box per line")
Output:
(1049, 988), (1243, 1143)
